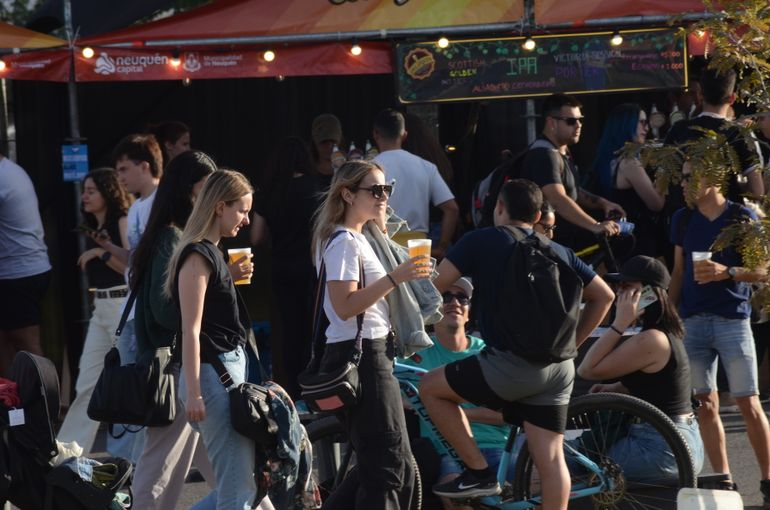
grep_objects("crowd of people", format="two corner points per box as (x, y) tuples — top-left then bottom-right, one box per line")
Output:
(1, 64), (770, 510)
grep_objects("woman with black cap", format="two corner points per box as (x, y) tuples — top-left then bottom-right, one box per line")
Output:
(577, 255), (704, 482)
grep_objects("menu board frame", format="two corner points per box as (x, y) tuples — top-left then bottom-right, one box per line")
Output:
(396, 28), (688, 104)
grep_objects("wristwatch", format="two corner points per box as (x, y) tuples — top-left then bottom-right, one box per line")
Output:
(727, 267), (738, 280)
(100, 251), (112, 263)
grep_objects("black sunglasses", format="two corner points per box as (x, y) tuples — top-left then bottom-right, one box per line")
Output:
(552, 116), (584, 126)
(537, 223), (556, 233)
(355, 184), (393, 199)
(442, 292), (470, 306)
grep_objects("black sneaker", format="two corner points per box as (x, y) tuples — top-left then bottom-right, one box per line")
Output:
(432, 469), (501, 498)
(760, 479), (770, 509)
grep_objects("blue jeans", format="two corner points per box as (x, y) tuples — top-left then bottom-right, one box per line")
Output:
(180, 345), (256, 510)
(567, 417), (704, 484)
(683, 314), (758, 396)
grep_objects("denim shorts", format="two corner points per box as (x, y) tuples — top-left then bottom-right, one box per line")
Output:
(683, 314), (758, 397)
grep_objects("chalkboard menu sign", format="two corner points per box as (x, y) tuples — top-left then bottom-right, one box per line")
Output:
(396, 28), (687, 103)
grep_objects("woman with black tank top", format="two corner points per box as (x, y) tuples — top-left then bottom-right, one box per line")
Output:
(164, 170), (273, 509)
(58, 168), (131, 453)
(594, 104), (665, 258)
(577, 255), (704, 482)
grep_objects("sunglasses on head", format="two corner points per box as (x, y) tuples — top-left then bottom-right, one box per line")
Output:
(552, 116), (584, 126)
(442, 292), (470, 306)
(355, 184), (393, 199)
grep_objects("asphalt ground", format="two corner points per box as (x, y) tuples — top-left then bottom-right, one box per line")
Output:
(75, 401), (768, 509)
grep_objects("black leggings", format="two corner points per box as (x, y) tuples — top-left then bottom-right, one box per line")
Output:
(319, 336), (415, 510)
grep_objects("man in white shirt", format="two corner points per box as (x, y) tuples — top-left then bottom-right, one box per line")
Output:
(373, 109), (459, 258)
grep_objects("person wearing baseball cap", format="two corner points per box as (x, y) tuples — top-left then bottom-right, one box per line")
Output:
(310, 113), (343, 185)
(578, 255), (704, 482)
(403, 277), (521, 510)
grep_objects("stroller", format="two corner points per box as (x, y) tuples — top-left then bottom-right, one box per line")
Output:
(0, 351), (132, 509)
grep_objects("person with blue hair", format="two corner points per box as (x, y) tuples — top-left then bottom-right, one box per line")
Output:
(593, 103), (664, 257)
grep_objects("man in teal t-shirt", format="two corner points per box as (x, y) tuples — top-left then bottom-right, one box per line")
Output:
(404, 277), (519, 510)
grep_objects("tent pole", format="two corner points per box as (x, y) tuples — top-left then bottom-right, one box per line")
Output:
(64, 0), (91, 336)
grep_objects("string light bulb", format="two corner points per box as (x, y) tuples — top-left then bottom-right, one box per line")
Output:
(610, 31), (623, 46)
(0, 60), (6, 71)
(522, 36), (536, 51)
(350, 42), (362, 56)
(169, 50), (181, 67)
(437, 36), (449, 48)
(264, 50), (276, 62)
(82, 47), (95, 59)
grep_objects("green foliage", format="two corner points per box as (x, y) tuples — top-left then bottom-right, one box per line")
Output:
(0, 0), (44, 26)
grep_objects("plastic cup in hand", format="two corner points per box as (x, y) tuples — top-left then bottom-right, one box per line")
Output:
(692, 251), (712, 264)
(228, 248), (252, 285)
(407, 239), (431, 275)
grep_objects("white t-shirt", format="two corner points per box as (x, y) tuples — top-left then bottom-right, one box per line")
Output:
(316, 228), (390, 343)
(122, 188), (157, 320)
(373, 149), (454, 233)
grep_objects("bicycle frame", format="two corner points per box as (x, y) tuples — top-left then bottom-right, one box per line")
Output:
(393, 362), (615, 509)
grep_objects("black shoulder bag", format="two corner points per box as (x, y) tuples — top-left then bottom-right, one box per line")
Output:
(298, 231), (365, 413)
(88, 288), (176, 427)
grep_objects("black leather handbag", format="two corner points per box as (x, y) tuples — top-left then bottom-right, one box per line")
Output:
(206, 338), (278, 449)
(87, 289), (176, 427)
(298, 232), (365, 413)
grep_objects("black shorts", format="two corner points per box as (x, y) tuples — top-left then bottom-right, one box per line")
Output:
(444, 351), (570, 434)
(0, 271), (51, 331)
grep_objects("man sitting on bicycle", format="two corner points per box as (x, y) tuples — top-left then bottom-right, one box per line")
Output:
(403, 277), (518, 510)
(421, 179), (614, 509)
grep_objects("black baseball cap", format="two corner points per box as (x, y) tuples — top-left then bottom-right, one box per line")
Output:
(604, 255), (671, 289)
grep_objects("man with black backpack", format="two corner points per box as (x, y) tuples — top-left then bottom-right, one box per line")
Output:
(421, 179), (614, 509)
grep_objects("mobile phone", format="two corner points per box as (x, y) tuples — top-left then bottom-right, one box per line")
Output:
(73, 224), (98, 235)
(638, 285), (658, 310)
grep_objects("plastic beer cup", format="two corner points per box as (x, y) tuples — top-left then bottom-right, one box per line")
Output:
(407, 239), (431, 275)
(228, 248), (252, 285)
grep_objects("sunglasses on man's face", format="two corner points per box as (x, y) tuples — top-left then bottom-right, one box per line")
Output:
(552, 116), (584, 126)
(442, 292), (470, 306)
(355, 184), (393, 200)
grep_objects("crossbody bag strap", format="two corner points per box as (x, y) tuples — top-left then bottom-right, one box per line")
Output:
(350, 255), (365, 366)
(308, 230), (350, 365)
(114, 287), (138, 338)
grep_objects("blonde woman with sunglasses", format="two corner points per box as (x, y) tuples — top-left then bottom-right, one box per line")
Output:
(311, 160), (428, 509)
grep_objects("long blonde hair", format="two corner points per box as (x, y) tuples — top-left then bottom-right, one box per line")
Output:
(311, 160), (384, 261)
(164, 169), (254, 298)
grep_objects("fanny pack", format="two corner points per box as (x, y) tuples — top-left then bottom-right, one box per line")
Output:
(298, 230), (364, 413)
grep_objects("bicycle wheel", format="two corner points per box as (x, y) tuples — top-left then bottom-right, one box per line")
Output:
(306, 415), (423, 510)
(513, 392), (695, 510)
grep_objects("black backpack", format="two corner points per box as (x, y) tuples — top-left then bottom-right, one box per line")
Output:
(495, 226), (584, 363)
(471, 140), (560, 228)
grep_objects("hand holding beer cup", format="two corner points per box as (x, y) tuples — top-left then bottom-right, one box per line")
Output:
(407, 239), (433, 277)
(228, 247), (254, 285)
(692, 251), (727, 283)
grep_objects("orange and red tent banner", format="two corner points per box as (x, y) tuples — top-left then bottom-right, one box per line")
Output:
(0, 20), (66, 49)
(78, 0), (525, 46)
(72, 42), (393, 82)
(535, 0), (711, 25)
